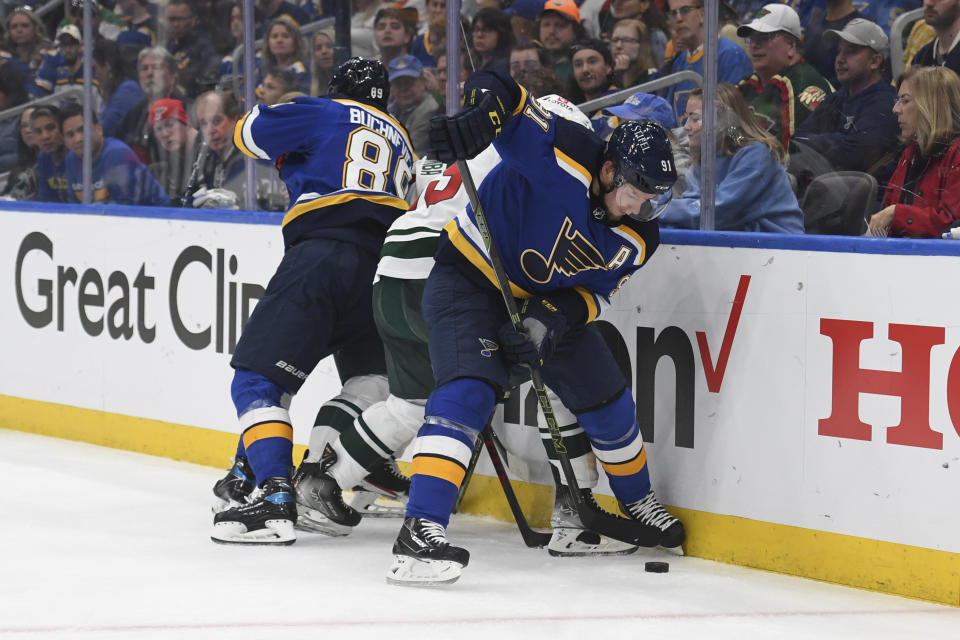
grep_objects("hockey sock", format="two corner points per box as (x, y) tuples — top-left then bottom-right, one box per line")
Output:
(405, 379), (494, 527)
(539, 388), (598, 488)
(330, 394), (424, 490)
(578, 388), (651, 503)
(306, 374), (388, 462)
(234, 436), (246, 460)
(231, 368), (294, 484)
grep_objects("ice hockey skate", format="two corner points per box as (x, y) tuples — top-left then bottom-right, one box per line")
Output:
(211, 476), (296, 545)
(386, 517), (470, 586)
(211, 455), (256, 513)
(350, 457), (410, 517)
(293, 448), (362, 536)
(548, 477), (640, 557)
(620, 490), (686, 550)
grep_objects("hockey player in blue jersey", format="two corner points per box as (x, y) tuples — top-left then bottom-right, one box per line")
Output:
(386, 70), (686, 585)
(210, 58), (415, 545)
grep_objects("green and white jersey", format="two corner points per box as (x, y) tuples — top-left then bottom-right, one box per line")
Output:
(375, 148), (500, 281)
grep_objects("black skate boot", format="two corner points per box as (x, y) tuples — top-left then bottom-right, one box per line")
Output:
(293, 448), (361, 536)
(549, 470), (639, 557)
(386, 516), (470, 586)
(351, 458), (410, 517)
(619, 490), (686, 550)
(211, 456), (256, 513)
(211, 476), (297, 545)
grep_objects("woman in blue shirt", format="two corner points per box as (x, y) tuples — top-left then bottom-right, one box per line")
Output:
(660, 83), (804, 233)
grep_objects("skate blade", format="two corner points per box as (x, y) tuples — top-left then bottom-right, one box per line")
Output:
(547, 528), (639, 557)
(386, 555), (463, 587)
(211, 519), (296, 545)
(350, 491), (406, 518)
(659, 544), (685, 556)
(294, 505), (355, 537)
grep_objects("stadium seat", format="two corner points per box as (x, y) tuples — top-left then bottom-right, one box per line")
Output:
(801, 171), (877, 236)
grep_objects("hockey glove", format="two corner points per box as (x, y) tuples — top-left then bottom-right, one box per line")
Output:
(429, 90), (510, 163)
(497, 297), (568, 368)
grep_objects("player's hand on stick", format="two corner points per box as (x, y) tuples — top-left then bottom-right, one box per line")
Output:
(497, 298), (568, 369)
(429, 90), (509, 163)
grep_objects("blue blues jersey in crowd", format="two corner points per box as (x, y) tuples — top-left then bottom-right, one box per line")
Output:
(65, 137), (170, 206)
(437, 85), (660, 327)
(234, 95), (415, 251)
(35, 151), (69, 202)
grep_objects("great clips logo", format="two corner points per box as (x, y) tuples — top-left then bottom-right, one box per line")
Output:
(504, 275), (752, 448)
(14, 231), (265, 353)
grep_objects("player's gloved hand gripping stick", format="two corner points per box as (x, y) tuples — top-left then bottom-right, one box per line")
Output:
(433, 76), (660, 546)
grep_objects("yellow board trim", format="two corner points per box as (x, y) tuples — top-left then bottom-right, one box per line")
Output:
(410, 455), (466, 487)
(3, 392), (959, 607)
(283, 192), (409, 227)
(241, 421), (293, 450)
(597, 447), (647, 476)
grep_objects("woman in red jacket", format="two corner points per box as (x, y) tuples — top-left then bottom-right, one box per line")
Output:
(868, 66), (960, 238)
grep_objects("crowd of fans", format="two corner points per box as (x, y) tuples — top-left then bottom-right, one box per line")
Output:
(2, 0), (959, 239)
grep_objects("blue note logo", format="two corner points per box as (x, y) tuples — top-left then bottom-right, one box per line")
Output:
(479, 338), (499, 358)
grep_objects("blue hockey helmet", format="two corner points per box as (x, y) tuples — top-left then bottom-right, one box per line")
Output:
(604, 120), (677, 221)
(328, 57), (390, 111)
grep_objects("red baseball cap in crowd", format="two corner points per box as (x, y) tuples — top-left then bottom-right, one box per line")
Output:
(149, 98), (189, 127)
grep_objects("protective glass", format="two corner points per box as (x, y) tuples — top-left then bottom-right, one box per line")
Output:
(613, 182), (673, 222)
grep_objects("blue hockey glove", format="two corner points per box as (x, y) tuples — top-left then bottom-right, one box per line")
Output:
(497, 298), (568, 368)
(429, 89), (510, 163)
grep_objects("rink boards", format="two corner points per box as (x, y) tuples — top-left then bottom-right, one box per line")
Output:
(2, 201), (959, 605)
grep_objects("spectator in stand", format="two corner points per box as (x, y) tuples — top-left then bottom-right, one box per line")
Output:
(903, 16), (935, 71)
(34, 25), (99, 107)
(116, 0), (158, 51)
(2, 107), (40, 200)
(0, 63), (29, 172)
(258, 0), (310, 29)
(311, 31), (335, 95)
(352, 0), (386, 60)
(567, 39), (618, 108)
(93, 39), (146, 138)
(411, 0), (445, 67)
(192, 90), (245, 208)
(61, 104), (170, 206)
(166, 0), (220, 98)
(609, 18), (658, 90)
(117, 47), (191, 165)
(31, 105), (70, 203)
(260, 68), (300, 104)
(538, 0), (586, 88)
(509, 40), (551, 77)
(61, 0), (122, 42)
(262, 16), (310, 92)
(661, 83), (803, 233)
(599, 0), (669, 64)
(387, 55), (438, 156)
(375, 7), (417, 68)
(662, 0), (753, 123)
(434, 47), (470, 111)
(737, 3), (832, 148)
(793, 0), (922, 35)
(803, 0), (861, 86)
(1, 6), (52, 95)
(868, 66), (960, 238)
(911, 0), (960, 74)
(148, 98), (200, 201)
(470, 8), (515, 73)
(794, 19), (899, 178)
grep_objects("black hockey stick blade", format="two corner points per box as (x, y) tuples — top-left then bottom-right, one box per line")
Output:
(481, 426), (552, 548)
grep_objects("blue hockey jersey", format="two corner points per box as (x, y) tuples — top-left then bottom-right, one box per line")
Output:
(65, 137), (170, 206)
(436, 84), (660, 327)
(234, 96), (415, 251)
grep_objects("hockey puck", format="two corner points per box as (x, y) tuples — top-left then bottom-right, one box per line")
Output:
(645, 561), (669, 573)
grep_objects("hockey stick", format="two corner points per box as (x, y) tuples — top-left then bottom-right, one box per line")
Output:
(455, 160), (659, 547)
(481, 424), (552, 548)
(452, 435), (484, 514)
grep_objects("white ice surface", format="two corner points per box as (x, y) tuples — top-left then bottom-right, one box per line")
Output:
(2, 429), (958, 640)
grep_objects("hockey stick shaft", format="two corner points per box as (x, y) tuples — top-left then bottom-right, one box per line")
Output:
(455, 160), (658, 547)
(481, 424), (552, 548)
(452, 434), (484, 514)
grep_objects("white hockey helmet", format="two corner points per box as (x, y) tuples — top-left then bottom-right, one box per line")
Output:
(535, 94), (591, 130)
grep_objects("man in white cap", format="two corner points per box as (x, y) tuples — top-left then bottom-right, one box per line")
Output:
(736, 3), (832, 148)
(911, 0), (960, 75)
(795, 18), (899, 177)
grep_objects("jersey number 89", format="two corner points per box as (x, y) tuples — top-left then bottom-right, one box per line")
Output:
(343, 126), (412, 195)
